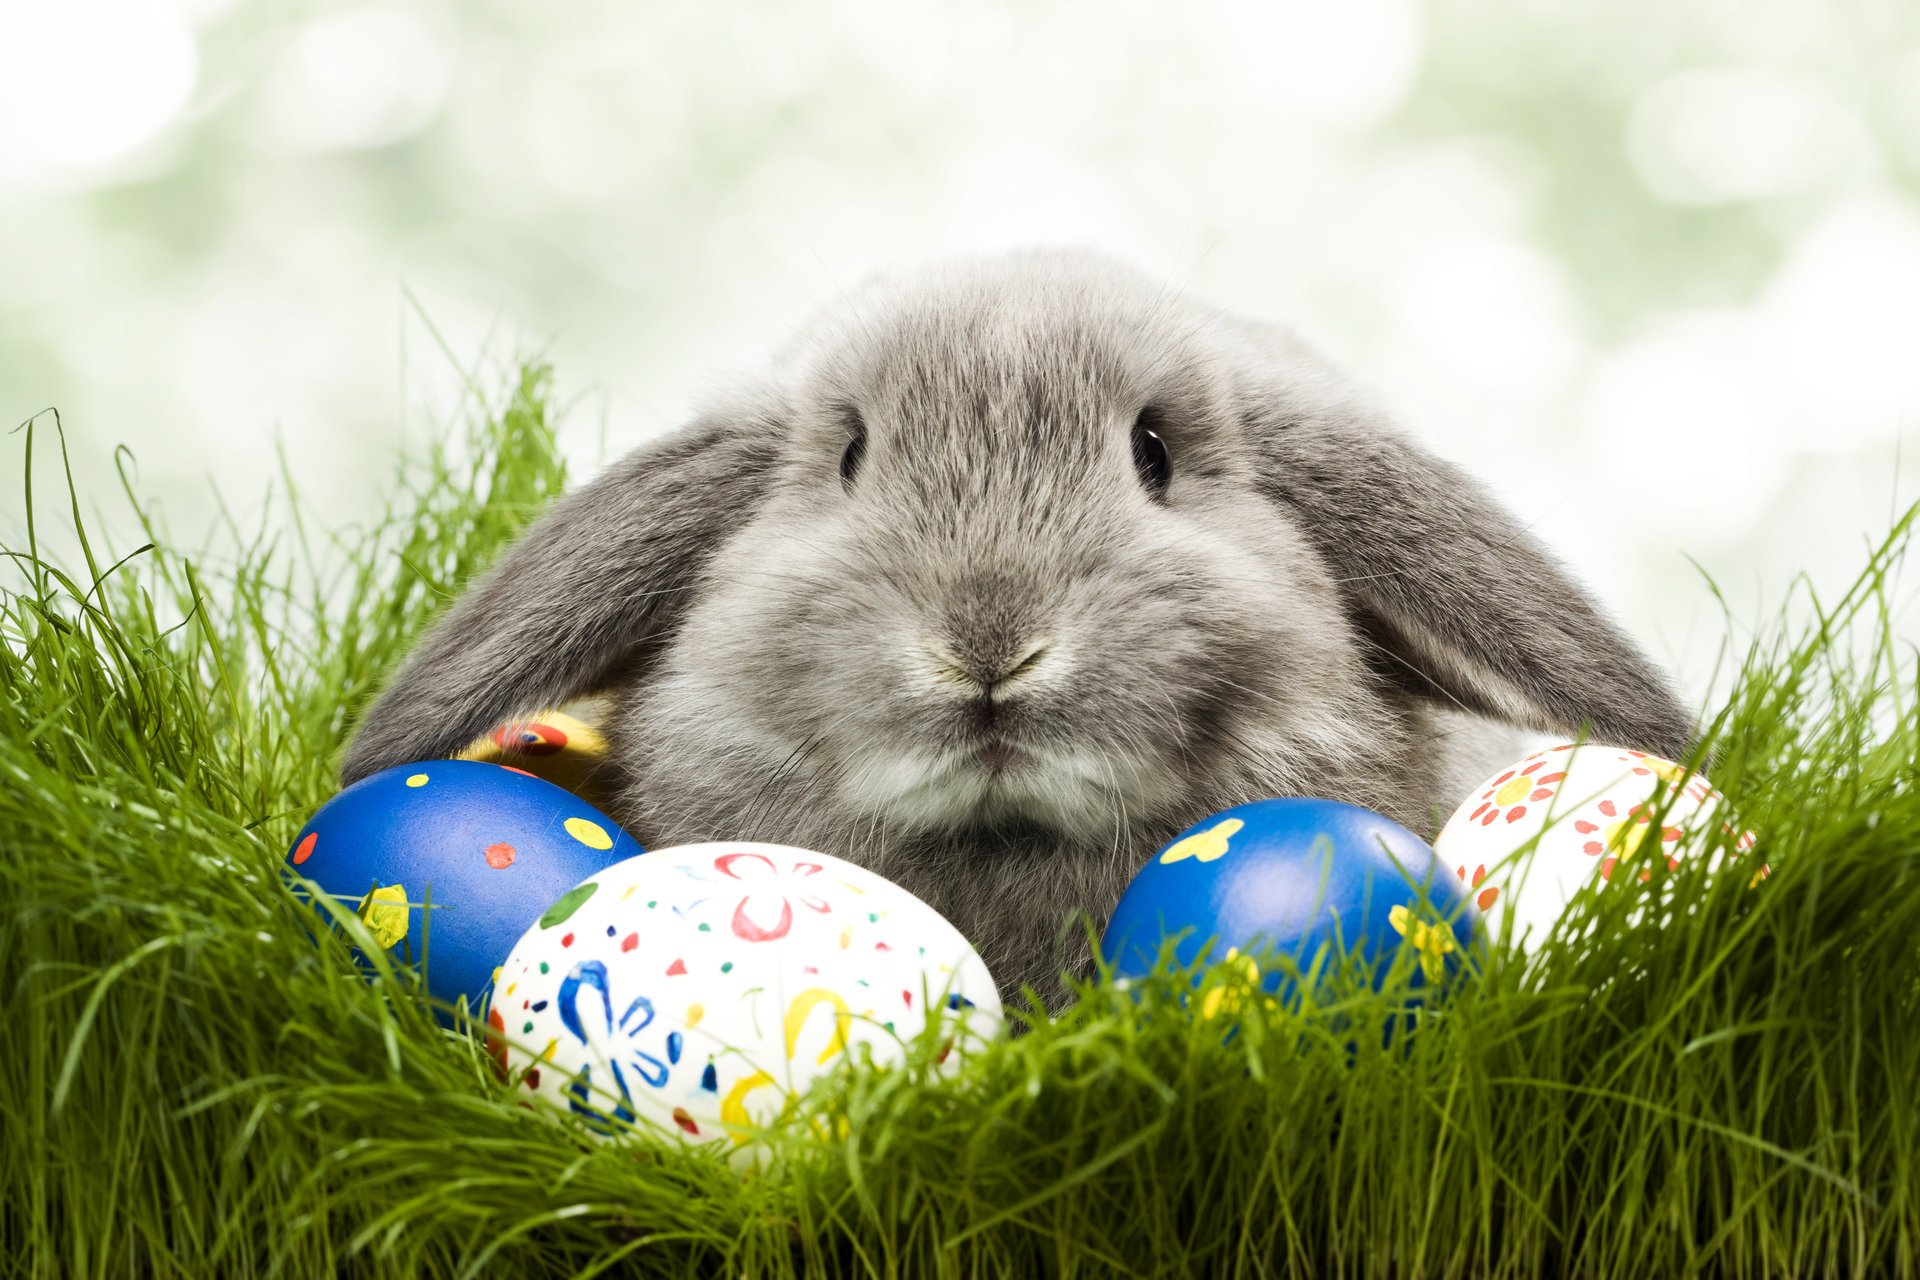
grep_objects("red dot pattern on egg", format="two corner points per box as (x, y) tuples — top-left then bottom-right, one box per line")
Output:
(672, 1108), (700, 1135)
(485, 1008), (508, 1077)
(1472, 759), (1569, 824)
(484, 842), (517, 870)
(621, 932), (639, 952)
(1454, 864), (1499, 911)
(292, 832), (318, 865)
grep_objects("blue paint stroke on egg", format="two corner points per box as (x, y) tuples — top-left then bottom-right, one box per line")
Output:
(559, 960), (612, 1044)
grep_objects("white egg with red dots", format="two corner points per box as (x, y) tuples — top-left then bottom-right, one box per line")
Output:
(1433, 743), (1765, 945)
(488, 842), (1003, 1150)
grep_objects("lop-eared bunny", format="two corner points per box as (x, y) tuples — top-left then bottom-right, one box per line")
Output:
(341, 249), (1690, 1008)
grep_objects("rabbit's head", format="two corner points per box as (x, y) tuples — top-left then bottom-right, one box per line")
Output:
(650, 254), (1418, 843)
(341, 250), (1691, 1001)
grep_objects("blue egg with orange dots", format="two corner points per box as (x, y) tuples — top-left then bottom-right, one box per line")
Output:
(1101, 798), (1480, 997)
(285, 760), (644, 1016)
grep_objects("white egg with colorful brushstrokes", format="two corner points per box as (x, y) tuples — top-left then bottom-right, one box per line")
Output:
(489, 842), (1002, 1149)
(1433, 742), (1765, 945)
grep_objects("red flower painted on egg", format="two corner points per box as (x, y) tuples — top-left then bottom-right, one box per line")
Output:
(1464, 750), (1570, 829)
(714, 850), (832, 942)
(1577, 798), (1683, 881)
(490, 719), (568, 757)
(1616, 749), (1715, 803)
(1455, 862), (1500, 911)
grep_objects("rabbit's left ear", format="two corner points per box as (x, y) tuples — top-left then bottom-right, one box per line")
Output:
(338, 401), (788, 786)
(1237, 343), (1693, 759)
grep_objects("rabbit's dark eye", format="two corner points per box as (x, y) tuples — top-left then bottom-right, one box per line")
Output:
(839, 411), (867, 488)
(1131, 408), (1172, 498)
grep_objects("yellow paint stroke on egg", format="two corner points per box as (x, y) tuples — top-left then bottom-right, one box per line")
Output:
(838, 926), (852, 949)
(720, 1070), (777, 1144)
(505, 982), (518, 997)
(355, 884), (410, 949)
(685, 1003), (705, 1029)
(1637, 756), (1693, 785)
(1602, 815), (1667, 866)
(1199, 948), (1262, 1021)
(540, 1038), (558, 1062)
(405, 773), (428, 788)
(1493, 775), (1531, 806)
(1388, 905), (1456, 984)
(1160, 817), (1244, 865)
(784, 988), (852, 1065)
(621, 883), (638, 900)
(564, 817), (614, 850)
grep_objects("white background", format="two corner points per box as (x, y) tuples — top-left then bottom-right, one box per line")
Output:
(2, 0), (1917, 701)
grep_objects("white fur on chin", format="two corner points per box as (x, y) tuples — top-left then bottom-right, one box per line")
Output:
(839, 742), (1175, 834)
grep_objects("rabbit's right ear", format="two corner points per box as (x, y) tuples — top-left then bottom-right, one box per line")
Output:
(1226, 321), (1695, 761)
(338, 405), (787, 785)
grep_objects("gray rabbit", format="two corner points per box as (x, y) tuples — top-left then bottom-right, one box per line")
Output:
(341, 249), (1691, 1009)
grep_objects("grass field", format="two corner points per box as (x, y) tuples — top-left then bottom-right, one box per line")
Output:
(4, 368), (1918, 1278)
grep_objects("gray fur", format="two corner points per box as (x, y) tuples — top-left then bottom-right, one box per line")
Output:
(341, 249), (1693, 1009)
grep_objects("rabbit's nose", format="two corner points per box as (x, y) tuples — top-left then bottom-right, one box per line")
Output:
(922, 639), (1051, 693)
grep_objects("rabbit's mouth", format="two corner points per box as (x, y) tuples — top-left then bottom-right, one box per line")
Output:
(973, 741), (1032, 774)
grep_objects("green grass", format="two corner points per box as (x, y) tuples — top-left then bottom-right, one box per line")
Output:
(4, 366), (1918, 1279)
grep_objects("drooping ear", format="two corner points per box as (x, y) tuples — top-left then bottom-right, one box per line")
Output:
(1235, 333), (1693, 759)
(338, 405), (788, 785)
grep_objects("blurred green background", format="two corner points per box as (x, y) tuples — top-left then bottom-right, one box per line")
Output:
(2, 0), (1916, 695)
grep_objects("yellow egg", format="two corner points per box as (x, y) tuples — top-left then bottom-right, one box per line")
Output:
(458, 706), (612, 806)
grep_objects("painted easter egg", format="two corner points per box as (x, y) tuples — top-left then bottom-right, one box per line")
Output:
(1432, 743), (1763, 946)
(458, 708), (612, 806)
(490, 842), (1002, 1149)
(286, 760), (643, 1015)
(1101, 798), (1480, 995)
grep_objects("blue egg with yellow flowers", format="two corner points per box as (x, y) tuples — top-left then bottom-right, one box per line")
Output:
(1101, 798), (1480, 995)
(285, 760), (644, 1016)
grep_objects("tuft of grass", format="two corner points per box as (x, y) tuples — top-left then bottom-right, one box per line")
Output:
(4, 366), (1917, 1279)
